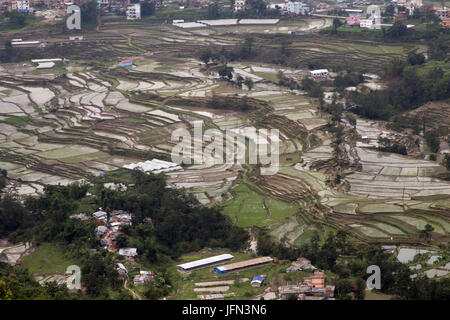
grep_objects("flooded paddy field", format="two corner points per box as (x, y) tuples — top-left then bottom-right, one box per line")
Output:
(0, 18), (448, 248)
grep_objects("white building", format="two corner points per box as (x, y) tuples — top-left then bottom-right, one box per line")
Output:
(127, 3), (141, 20)
(95, 225), (108, 237)
(36, 62), (55, 69)
(123, 159), (182, 174)
(234, 0), (246, 11)
(361, 5), (381, 29)
(119, 248), (138, 257)
(309, 69), (329, 79)
(92, 210), (107, 220)
(285, 2), (309, 15)
(360, 18), (375, 29)
(12, 0), (30, 12)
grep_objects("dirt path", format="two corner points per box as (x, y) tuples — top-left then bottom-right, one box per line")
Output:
(124, 278), (143, 300)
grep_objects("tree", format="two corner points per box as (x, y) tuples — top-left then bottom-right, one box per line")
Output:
(5, 11), (27, 27)
(419, 224), (434, 241)
(207, 2), (219, 19)
(244, 77), (254, 90)
(115, 234), (128, 248)
(354, 278), (366, 300)
(218, 65), (234, 80)
(332, 18), (343, 34)
(141, 1), (156, 17)
(407, 52), (425, 66)
(199, 49), (212, 65)
(238, 37), (254, 59)
(384, 4), (395, 17)
(236, 75), (244, 88)
(425, 130), (440, 153)
(385, 21), (408, 38)
(335, 279), (353, 299)
(80, 1), (99, 27)
(443, 154), (450, 170)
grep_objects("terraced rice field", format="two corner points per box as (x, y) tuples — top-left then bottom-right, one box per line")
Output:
(0, 21), (448, 246)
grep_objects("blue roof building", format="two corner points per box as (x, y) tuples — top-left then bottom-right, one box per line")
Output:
(251, 275), (265, 287)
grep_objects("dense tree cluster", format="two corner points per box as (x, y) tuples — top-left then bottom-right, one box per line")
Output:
(348, 62), (450, 120)
(0, 263), (80, 300)
(301, 78), (324, 98)
(378, 136), (407, 155)
(80, 1), (98, 27)
(96, 171), (249, 259)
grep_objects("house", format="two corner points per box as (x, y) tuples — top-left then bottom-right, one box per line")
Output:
(285, 2), (309, 15)
(234, 0), (246, 11)
(69, 36), (84, 41)
(214, 257), (273, 274)
(69, 213), (89, 221)
(198, 294), (224, 300)
(278, 284), (302, 299)
(441, 17), (450, 28)
(116, 263), (128, 281)
(346, 15), (361, 26)
(133, 274), (150, 285)
(286, 265), (301, 273)
(11, 41), (41, 47)
(381, 245), (397, 254)
(345, 9), (363, 14)
(126, 3), (140, 20)
(298, 294), (324, 300)
(309, 69), (329, 79)
(36, 62), (55, 69)
(251, 275), (265, 287)
(119, 59), (133, 67)
(434, 7), (449, 19)
(292, 257), (315, 270)
(12, 0), (30, 12)
(93, 210), (107, 220)
(95, 225), (108, 237)
(177, 254), (234, 272)
(303, 271), (326, 289)
(118, 247), (138, 257)
(133, 270), (154, 284)
(140, 270), (154, 277)
(360, 18), (376, 28)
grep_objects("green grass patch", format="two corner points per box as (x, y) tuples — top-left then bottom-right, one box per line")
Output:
(4, 116), (29, 127)
(123, 117), (147, 123)
(20, 243), (78, 276)
(221, 184), (296, 228)
(411, 194), (450, 201)
(104, 169), (135, 184)
(145, 29), (164, 34)
(253, 72), (279, 83)
(154, 66), (172, 72)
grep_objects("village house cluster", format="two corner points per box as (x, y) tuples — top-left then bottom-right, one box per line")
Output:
(70, 209), (139, 259)
(116, 263), (155, 286)
(279, 257), (335, 300)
